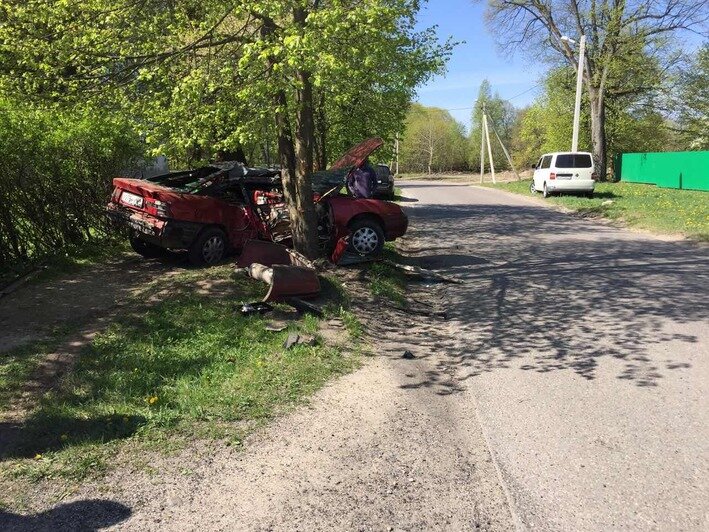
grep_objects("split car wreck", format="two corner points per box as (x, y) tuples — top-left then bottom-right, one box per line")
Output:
(106, 138), (407, 266)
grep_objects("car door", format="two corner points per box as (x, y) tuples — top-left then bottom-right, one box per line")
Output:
(538, 155), (553, 187)
(212, 184), (259, 250)
(533, 156), (544, 189)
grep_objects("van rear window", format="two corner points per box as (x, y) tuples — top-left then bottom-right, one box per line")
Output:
(555, 154), (592, 168)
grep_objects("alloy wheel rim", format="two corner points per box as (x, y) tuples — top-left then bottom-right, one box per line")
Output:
(352, 227), (379, 254)
(202, 236), (225, 263)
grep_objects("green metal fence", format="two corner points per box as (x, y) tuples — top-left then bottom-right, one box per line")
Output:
(616, 151), (709, 191)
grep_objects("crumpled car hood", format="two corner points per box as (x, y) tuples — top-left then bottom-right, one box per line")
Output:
(330, 137), (384, 170)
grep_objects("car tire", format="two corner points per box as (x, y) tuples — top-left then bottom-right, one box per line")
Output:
(188, 227), (228, 266)
(543, 183), (550, 198)
(129, 234), (165, 259)
(530, 181), (536, 194)
(586, 191), (594, 198)
(348, 218), (385, 257)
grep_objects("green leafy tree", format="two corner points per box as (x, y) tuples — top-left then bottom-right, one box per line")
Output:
(400, 104), (467, 173)
(483, 0), (707, 178)
(675, 43), (709, 150)
(0, 0), (452, 257)
(468, 80), (517, 171)
(512, 67), (674, 172)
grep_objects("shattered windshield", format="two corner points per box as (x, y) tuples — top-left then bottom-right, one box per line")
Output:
(310, 168), (350, 194)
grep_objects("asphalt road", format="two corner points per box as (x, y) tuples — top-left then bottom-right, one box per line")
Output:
(397, 181), (708, 531)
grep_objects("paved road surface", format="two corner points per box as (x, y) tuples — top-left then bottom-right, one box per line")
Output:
(397, 181), (708, 530)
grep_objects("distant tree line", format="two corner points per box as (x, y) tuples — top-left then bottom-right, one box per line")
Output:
(399, 41), (707, 177)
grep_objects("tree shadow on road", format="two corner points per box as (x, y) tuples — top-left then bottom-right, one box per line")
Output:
(369, 202), (707, 394)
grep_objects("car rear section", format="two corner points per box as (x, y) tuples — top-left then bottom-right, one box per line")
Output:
(107, 178), (208, 250)
(546, 152), (596, 195)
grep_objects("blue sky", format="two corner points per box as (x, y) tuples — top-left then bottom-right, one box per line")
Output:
(414, 1), (546, 131)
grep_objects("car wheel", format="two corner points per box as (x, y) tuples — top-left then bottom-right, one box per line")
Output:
(586, 191), (594, 198)
(129, 234), (165, 258)
(530, 181), (536, 194)
(543, 183), (550, 198)
(189, 227), (227, 266)
(348, 218), (385, 257)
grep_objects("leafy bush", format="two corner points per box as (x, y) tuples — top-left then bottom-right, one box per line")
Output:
(0, 101), (143, 270)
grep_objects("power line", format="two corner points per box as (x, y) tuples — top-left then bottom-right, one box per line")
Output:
(439, 82), (543, 112)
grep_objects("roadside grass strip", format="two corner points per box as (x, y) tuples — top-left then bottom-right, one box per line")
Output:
(487, 180), (709, 241)
(0, 265), (358, 484)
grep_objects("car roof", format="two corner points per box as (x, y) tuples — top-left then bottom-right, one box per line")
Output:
(540, 152), (593, 156)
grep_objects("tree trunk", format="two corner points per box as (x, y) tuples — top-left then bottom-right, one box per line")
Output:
(314, 90), (327, 171)
(290, 7), (320, 258)
(262, 12), (320, 259)
(589, 86), (607, 180)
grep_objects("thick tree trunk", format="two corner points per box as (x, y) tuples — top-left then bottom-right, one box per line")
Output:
(589, 86), (607, 180)
(262, 12), (320, 259)
(290, 7), (320, 258)
(314, 90), (327, 171)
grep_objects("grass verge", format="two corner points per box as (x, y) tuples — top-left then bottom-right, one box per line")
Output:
(366, 245), (407, 307)
(0, 264), (359, 491)
(486, 179), (709, 241)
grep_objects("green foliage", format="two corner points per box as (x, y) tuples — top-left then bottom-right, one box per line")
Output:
(400, 103), (467, 173)
(488, 180), (709, 240)
(0, 1), (452, 168)
(468, 80), (517, 170)
(676, 44), (709, 150)
(512, 68), (674, 170)
(0, 100), (143, 269)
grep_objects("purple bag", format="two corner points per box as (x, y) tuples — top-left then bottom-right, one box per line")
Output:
(346, 163), (377, 198)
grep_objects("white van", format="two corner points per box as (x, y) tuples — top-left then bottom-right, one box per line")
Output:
(531, 152), (597, 198)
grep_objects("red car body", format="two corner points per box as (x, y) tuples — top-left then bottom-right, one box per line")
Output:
(106, 139), (407, 264)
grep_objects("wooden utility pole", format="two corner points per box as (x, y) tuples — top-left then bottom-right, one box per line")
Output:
(488, 117), (520, 181)
(483, 112), (495, 184)
(479, 104), (486, 183)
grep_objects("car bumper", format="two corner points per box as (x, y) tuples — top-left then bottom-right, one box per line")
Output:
(106, 203), (200, 249)
(384, 211), (408, 240)
(546, 179), (595, 192)
(375, 181), (394, 197)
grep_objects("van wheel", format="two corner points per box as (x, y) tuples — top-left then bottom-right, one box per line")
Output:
(129, 233), (165, 258)
(543, 183), (551, 198)
(586, 191), (594, 198)
(189, 227), (227, 266)
(530, 181), (537, 194)
(348, 218), (385, 257)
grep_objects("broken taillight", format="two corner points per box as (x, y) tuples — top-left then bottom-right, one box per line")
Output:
(144, 198), (171, 218)
(591, 172), (598, 181)
(549, 172), (556, 180)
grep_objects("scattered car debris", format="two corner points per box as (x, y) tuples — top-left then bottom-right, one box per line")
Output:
(248, 263), (321, 302)
(264, 322), (288, 332)
(402, 350), (415, 360)
(284, 297), (324, 318)
(240, 302), (273, 316)
(283, 333), (318, 349)
(382, 260), (462, 284)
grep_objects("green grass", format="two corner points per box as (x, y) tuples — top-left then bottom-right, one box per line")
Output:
(367, 245), (407, 307)
(487, 180), (709, 240)
(0, 265), (358, 485)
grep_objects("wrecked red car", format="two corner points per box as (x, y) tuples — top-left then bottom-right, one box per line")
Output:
(106, 138), (408, 265)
